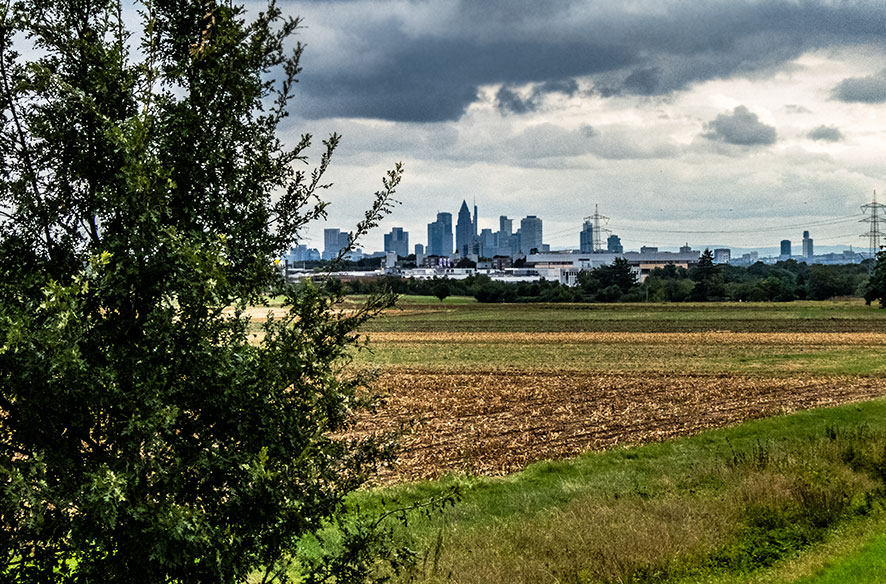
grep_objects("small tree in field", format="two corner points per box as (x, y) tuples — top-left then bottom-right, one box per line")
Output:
(0, 1), (411, 582)
(433, 281), (450, 303)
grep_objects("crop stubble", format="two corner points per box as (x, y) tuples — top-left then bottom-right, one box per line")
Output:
(352, 370), (886, 482)
(349, 329), (886, 482)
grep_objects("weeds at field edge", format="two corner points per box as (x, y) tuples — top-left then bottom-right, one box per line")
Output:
(401, 425), (886, 584)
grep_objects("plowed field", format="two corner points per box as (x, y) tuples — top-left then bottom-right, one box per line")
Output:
(352, 370), (886, 482)
(345, 301), (886, 483)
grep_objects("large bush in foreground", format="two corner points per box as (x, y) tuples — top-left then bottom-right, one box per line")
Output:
(0, 1), (401, 581)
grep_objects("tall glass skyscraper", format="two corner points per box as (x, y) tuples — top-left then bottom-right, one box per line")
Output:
(456, 200), (473, 257)
(520, 215), (543, 253)
(427, 212), (453, 256)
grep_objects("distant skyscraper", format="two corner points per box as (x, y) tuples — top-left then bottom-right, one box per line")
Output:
(607, 234), (623, 254)
(802, 230), (813, 258)
(427, 212), (453, 256)
(580, 220), (594, 253)
(520, 215), (543, 253)
(780, 239), (791, 257)
(679, 242), (693, 254)
(473, 203), (478, 238)
(384, 227), (409, 258)
(414, 243), (424, 256)
(456, 200), (474, 257)
(323, 228), (349, 260)
(496, 216), (514, 256)
(480, 228), (495, 257)
(714, 248), (731, 264)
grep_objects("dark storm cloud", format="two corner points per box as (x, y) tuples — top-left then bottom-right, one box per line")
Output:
(495, 78), (581, 114)
(622, 67), (662, 96)
(292, 0), (886, 122)
(703, 106), (777, 146)
(831, 69), (886, 103)
(807, 125), (844, 142)
(495, 87), (534, 115)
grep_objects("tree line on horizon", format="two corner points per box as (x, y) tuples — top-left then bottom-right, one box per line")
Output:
(341, 250), (886, 304)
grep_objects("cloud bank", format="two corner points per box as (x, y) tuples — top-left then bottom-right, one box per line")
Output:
(703, 106), (777, 146)
(292, 0), (886, 122)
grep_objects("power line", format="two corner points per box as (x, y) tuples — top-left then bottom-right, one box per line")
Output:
(607, 215), (861, 235)
(584, 204), (611, 252)
(860, 190), (885, 258)
(545, 216), (860, 241)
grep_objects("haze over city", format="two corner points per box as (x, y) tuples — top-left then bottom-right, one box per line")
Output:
(278, 0), (886, 254)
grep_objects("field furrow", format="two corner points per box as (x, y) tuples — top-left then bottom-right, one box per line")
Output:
(350, 371), (886, 482)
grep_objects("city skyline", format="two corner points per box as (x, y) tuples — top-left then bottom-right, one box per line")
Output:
(315, 199), (861, 261)
(278, 1), (886, 254)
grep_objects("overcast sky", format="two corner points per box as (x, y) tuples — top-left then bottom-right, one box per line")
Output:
(278, 0), (886, 253)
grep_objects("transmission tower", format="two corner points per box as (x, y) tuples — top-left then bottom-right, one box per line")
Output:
(860, 190), (886, 258)
(583, 204), (611, 252)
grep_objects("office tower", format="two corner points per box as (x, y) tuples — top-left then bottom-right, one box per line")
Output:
(456, 200), (473, 257)
(780, 239), (791, 257)
(414, 243), (424, 256)
(802, 231), (813, 258)
(499, 215), (513, 236)
(510, 232), (522, 257)
(714, 248), (731, 264)
(427, 212), (453, 256)
(520, 215), (543, 253)
(607, 234), (623, 254)
(679, 242), (692, 254)
(323, 228), (349, 260)
(427, 223), (440, 256)
(473, 203), (478, 237)
(580, 220), (594, 253)
(383, 227), (409, 258)
(323, 228), (340, 259)
(480, 228), (494, 256)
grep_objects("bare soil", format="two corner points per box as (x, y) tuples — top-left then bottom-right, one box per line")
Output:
(350, 370), (886, 482)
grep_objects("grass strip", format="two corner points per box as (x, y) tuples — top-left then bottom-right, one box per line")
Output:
(340, 398), (886, 583)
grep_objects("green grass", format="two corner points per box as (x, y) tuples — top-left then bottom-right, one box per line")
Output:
(342, 399), (886, 583)
(794, 530), (886, 584)
(355, 338), (886, 376)
(353, 300), (886, 376)
(338, 300), (886, 582)
(362, 299), (886, 333)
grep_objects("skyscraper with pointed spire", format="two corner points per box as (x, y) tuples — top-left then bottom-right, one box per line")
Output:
(456, 200), (473, 257)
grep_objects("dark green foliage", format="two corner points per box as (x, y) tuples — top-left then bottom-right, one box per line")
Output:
(0, 1), (406, 582)
(574, 257), (639, 302)
(688, 249), (724, 301)
(345, 257), (873, 304)
(865, 250), (886, 307)
(433, 281), (450, 303)
(710, 427), (886, 577)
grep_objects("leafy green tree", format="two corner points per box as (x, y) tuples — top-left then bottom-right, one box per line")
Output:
(595, 257), (638, 294)
(689, 249), (725, 301)
(0, 1), (412, 582)
(806, 265), (857, 300)
(433, 281), (450, 302)
(865, 250), (886, 307)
